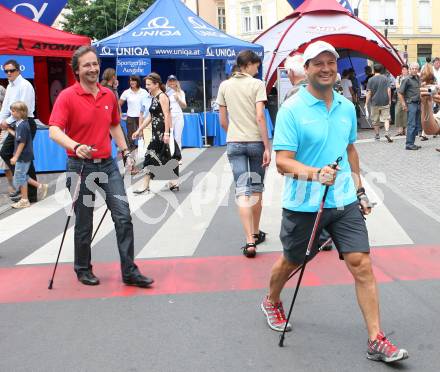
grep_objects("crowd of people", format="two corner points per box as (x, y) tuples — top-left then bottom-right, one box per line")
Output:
(333, 57), (440, 151)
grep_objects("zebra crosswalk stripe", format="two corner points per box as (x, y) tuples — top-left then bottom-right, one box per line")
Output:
(17, 148), (205, 265)
(136, 153), (232, 259)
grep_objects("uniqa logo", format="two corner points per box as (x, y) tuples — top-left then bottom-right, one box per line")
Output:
(144, 17), (175, 29)
(188, 16), (211, 30)
(188, 16), (227, 38)
(206, 47), (236, 58)
(12, 2), (48, 22)
(133, 16), (181, 37)
(100, 46), (114, 56)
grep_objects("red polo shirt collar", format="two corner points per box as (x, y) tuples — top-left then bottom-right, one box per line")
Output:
(73, 81), (108, 99)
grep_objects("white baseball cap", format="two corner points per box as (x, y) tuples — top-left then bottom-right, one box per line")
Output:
(303, 41), (339, 64)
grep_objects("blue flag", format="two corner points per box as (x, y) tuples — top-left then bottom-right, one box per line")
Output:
(286, 0), (353, 13)
(0, 0), (68, 25)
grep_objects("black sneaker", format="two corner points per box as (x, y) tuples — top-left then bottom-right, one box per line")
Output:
(367, 331), (409, 363)
(10, 194), (21, 202)
(405, 145), (420, 150)
(8, 190), (20, 198)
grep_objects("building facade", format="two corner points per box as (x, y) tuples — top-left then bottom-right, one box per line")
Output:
(184, 0), (440, 64)
(222, 0), (292, 41)
(358, 0), (440, 64)
(183, 0), (292, 41)
(181, 0), (227, 31)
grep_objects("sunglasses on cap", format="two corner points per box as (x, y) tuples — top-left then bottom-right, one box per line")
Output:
(4, 68), (17, 74)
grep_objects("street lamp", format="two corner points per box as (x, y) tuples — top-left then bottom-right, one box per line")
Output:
(354, 0), (362, 17)
(382, 18), (394, 39)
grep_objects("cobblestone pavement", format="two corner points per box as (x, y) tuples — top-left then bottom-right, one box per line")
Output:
(356, 127), (440, 221)
(1, 127), (440, 217)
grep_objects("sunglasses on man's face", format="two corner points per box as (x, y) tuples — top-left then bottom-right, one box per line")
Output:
(4, 69), (17, 74)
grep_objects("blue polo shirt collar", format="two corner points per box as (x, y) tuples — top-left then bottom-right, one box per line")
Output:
(298, 86), (343, 112)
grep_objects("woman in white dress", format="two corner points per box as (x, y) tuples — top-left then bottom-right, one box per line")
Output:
(118, 75), (148, 150)
(166, 75), (186, 153)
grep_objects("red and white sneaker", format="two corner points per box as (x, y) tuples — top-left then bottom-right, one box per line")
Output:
(367, 331), (409, 363)
(261, 295), (292, 332)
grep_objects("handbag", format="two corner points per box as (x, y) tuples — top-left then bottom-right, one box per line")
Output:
(169, 128), (175, 156)
(137, 138), (145, 162)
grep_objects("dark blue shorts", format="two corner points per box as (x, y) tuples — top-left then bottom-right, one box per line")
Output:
(280, 202), (370, 265)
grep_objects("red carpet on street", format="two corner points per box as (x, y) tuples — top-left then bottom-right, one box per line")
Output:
(1, 245), (439, 304)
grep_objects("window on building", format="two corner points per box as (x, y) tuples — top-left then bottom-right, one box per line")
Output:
(368, 0), (397, 27)
(217, 7), (226, 31)
(419, 0), (432, 29)
(241, 6), (251, 33)
(417, 44), (432, 64)
(253, 5), (263, 31)
(241, 1), (263, 33)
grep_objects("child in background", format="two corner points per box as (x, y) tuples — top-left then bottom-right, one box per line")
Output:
(9, 101), (47, 208)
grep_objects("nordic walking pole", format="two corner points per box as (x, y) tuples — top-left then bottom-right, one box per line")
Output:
(286, 237), (333, 282)
(91, 208), (108, 243)
(48, 160), (86, 290)
(90, 149), (134, 243)
(279, 156), (342, 347)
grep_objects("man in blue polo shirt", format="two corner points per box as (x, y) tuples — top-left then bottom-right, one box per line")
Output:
(260, 41), (408, 363)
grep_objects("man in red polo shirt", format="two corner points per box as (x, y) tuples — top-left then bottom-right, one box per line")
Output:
(49, 45), (153, 288)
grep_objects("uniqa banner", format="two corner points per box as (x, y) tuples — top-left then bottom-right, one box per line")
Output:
(0, 55), (34, 79)
(0, 0), (68, 25)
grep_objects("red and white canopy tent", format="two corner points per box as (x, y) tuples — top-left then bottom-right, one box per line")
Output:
(0, 5), (90, 122)
(254, 0), (403, 91)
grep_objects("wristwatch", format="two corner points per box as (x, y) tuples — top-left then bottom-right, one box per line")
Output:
(73, 143), (82, 153)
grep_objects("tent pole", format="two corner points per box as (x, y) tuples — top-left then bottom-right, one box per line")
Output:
(202, 58), (208, 147)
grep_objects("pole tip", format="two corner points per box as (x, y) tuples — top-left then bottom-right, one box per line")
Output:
(278, 334), (285, 347)
(48, 280), (53, 290)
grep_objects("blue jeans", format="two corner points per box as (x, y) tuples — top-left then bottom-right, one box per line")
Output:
(226, 142), (265, 196)
(13, 161), (31, 188)
(66, 157), (140, 279)
(406, 102), (421, 146)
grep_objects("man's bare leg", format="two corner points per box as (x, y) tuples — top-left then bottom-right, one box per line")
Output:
(343, 252), (380, 340)
(268, 255), (299, 304)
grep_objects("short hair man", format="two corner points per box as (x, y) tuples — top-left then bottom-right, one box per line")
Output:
(365, 63), (393, 142)
(0, 59), (39, 202)
(398, 62), (421, 150)
(260, 40), (408, 363)
(283, 54), (307, 100)
(48, 46), (154, 288)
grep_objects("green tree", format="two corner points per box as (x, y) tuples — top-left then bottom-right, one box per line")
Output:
(62, 0), (154, 41)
